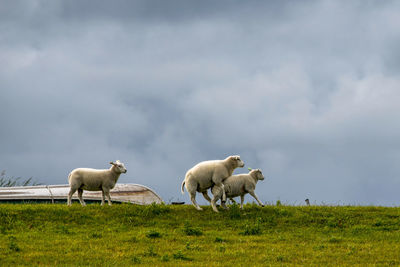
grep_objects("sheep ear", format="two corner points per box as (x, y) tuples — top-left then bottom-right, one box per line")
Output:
(110, 161), (115, 165)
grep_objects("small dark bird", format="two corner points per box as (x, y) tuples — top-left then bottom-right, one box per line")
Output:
(305, 199), (310, 206)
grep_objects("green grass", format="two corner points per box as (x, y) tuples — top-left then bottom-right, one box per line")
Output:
(1, 203), (400, 266)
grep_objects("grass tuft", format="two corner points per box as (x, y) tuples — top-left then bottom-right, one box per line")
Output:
(8, 236), (21, 252)
(276, 255), (285, 262)
(240, 218), (262, 235)
(183, 222), (202, 236)
(214, 237), (224, 243)
(131, 256), (141, 264)
(328, 237), (342, 243)
(144, 245), (158, 257)
(89, 233), (102, 239)
(141, 203), (170, 217)
(146, 230), (161, 238)
(228, 203), (241, 219)
(161, 254), (170, 262)
(172, 250), (193, 261)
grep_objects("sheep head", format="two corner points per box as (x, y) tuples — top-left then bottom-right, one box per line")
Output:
(250, 169), (264, 181)
(228, 155), (245, 168)
(110, 160), (127, 174)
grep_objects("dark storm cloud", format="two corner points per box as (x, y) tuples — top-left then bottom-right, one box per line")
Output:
(1, 0), (287, 25)
(1, 0), (400, 205)
(60, 0), (291, 23)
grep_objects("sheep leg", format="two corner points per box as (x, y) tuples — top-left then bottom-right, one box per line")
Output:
(212, 180), (226, 202)
(185, 180), (202, 210)
(211, 186), (223, 208)
(211, 187), (224, 212)
(220, 183), (226, 202)
(240, 195), (245, 209)
(214, 189), (228, 210)
(77, 188), (86, 206)
(104, 189), (112, 206)
(101, 190), (105, 205)
(249, 190), (264, 207)
(221, 199), (229, 210)
(188, 191), (202, 211)
(210, 184), (223, 212)
(211, 195), (219, 213)
(202, 191), (212, 203)
(67, 187), (77, 206)
(212, 174), (226, 202)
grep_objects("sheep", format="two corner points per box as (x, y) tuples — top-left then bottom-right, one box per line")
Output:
(67, 160), (127, 206)
(211, 168), (265, 210)
(181, 155), (245, 212)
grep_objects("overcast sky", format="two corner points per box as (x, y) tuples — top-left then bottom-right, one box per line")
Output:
(1, 0), (400, 206)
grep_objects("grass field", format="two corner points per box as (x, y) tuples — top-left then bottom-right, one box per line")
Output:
(1, 203), (400, 266)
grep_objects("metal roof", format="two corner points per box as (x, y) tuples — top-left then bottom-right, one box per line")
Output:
(0, 184), (163, 205)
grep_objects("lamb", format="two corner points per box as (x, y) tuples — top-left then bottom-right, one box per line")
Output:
(211, 168), (265, 209)
(181, 155), (245, 212)
(67, 160), (127, 206)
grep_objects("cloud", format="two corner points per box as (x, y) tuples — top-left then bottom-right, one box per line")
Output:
(1, 1), (400, 205)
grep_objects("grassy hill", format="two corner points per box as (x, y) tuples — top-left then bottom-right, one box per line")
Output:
(1, 203), (400, 266)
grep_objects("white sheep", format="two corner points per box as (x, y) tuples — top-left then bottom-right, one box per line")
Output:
(211, 168), (265, 209)
(67, 160), (127, 206)
(181, 155), (245, 212)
